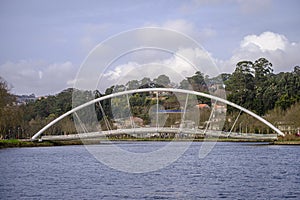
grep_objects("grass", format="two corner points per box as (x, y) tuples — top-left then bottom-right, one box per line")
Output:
(1, 134), (300, 148)
(0, 139), (90, 148)
(271, 134), (300, 145)
(0, 139), (20, 144)
(0, 139), (54, 148)
(272, 140), (300, 145)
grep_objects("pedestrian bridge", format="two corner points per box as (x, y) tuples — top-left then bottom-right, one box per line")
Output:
(32, 88), (284, 141)
(40, 128), (278, 141)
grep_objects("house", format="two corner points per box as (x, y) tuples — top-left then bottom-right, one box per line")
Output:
(196, 103), (210, 109)
(213, 104), (227, 114)
(124, 116), (144, 128)
(16, 94), (36, 105)
(277, 122), (296, 135)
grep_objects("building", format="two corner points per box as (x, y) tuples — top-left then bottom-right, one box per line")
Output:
(114, 117), (144, 129)
(277, 122), (297, 135)
(16, 94), (36, 105)
(196, 103), (210, 109)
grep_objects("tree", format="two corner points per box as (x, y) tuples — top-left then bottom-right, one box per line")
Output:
(103, 86), (114, 118)
(225, 61), (255, 112)
(275, 93), (296, 111)
(187, 71), (207, 92)
(0, 77), (15, 108)
(140, 77), (151, 87)
(60, 117), (76, 135)
(179, 79), (190, 89)
(94, 90), (104, 121)
(113, 85), (126, 92)
(235, 61), (254, 75)
(55, 88), (73, 115)
(126, 80), (139, 90)
(0, 77), (22, 139)
(254, 58), (273, 80)
(219, 73), (231, 82)
(154, 75), (170, 87)
(253, 58), (274, 115)
(284, 102), (300, 128)
(294, 66), (300, 75)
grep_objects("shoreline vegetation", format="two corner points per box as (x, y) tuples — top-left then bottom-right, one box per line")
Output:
(1, 59), (299, 146)
(1, 137), (300, 149)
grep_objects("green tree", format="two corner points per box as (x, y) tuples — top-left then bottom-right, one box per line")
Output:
(126, 80), (139, 90)
(225, 61), (255, 111)
(275, 93), (295, 111)
(254, 58), (273, 81)
(55, 88), (73, 115)
(154, 75), (170, 87)
(0, 77), (15, 108)
(140, 77), (151, 87)
(187, 71), (207, 92)
(0, 77), (22, 139)
(294, 66), (300, 75)
(252, 58), (274, 115)
(179, 79), (190, 89)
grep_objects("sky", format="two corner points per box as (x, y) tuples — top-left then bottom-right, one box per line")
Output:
(0, 0), (299, 96)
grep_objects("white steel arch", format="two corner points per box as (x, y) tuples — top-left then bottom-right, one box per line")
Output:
(31, 88), (284, 140)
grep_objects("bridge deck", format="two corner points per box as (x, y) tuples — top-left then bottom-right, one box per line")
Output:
(40, 127), (278, 141)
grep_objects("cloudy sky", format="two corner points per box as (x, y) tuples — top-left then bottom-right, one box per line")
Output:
(0, 0), (299, 96)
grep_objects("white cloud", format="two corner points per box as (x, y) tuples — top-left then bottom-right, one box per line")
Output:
(101, 47), (219, 89)
(103, 62), (138, 81)
(93, 20), (221, 89)
(5, 31), (295, 96)
(217, 31), (300, 72)
(240, 32), (287, 51)
(76, 22), (220, 92)
(0, 60), (76, 96)
(161, 19), (198, 37)
(73, 25), (300, 94)
(164, 47), (219, 76)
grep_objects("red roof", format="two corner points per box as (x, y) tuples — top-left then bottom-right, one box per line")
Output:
(196, 104), (210, 109)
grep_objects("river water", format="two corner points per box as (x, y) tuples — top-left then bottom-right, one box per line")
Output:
(0, 142), (299, 199)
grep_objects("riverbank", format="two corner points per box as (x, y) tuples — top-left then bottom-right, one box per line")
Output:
(0, 139), (96, 149)
(270, 140), (300, 145)
(270, 135), (300, 145)
(1, 138), (300, 148)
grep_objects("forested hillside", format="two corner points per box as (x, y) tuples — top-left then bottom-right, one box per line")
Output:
(1, 58), (299, 139)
